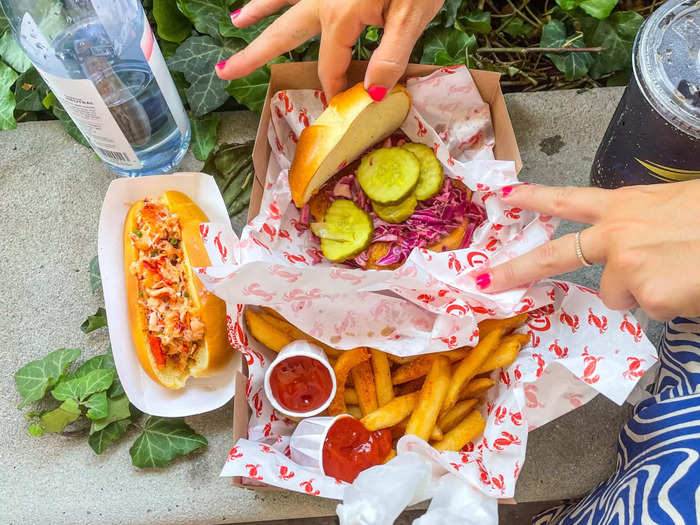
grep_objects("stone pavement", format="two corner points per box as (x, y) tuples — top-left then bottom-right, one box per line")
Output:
(0, 86), (661, 525)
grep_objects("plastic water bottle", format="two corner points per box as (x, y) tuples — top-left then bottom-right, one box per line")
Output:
(0, 0), (191, 176)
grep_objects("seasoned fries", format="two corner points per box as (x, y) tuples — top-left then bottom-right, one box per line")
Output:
(245, 306), (529, 457)
(352, 361), (378, 416)
(328, 347), (371, 416)
(477, 334), (530, 374)
(371, 349), (394, 407)
(477, 313), (528, 338)
(437, 398), (479, 433)
(406, 356), (451, 441)
(433, 410), (486, 451)
(361, 392), (420, 431)
(442, 329), (504, 413)
(245, 310), (294, 351)
(459, 378), (495, 400)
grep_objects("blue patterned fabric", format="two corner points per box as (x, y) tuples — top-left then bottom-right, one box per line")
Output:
(533, 317), (700, 525)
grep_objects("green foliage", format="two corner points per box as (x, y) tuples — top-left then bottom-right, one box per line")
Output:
(0, 62), (18, 129)
(540, 20), (593, 80)
(153, 0), (193, 42)
(190, 112), (220, 161)
(89, 256), (102, 294)
(80, 307), (108, 333)
(577, 11), (643, 78)
(14, 263), (208, 467)
(421, 28), (476, 65)
(202, 140), (254, 217)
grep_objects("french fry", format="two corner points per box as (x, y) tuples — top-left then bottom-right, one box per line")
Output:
(477, 314), (528, 338)
(344, 388), (359, 405)
(433, 410), (486, 452)
(437, 398), (479, 433)
(391, 417), (409, 440)
(430, 426), (443, 442)
(442, 329), (504, 413)
(328, 347), (371, 416)
(458, 378), (495, 401)
(476, 334), (529, 374)
(388, 354), (418, 365)
(371, 349), (394, 407)
(394, 377), (425, 396)
(405, 356), (451, 441)
(383, 449), (397, 463)
(257, 309), (343, 358)
(361, 392), (420, 431)
(347, 405), (363, 419)
(392, 349), (473, 385)
(244, 310), (294, 352)
(352, 361), (378, 416)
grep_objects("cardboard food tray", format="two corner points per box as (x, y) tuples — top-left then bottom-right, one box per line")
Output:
(231, 60), (522, 492)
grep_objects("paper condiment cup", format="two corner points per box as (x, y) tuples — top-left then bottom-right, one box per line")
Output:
(263, 341), (337, 419)
(289, 414), (351, 473)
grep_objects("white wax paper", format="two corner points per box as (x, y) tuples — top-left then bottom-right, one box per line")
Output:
(207, 67), (658, 501)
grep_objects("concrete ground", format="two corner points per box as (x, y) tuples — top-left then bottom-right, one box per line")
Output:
(0, 86), (662, 525)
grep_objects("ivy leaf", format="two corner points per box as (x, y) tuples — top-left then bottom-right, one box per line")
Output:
(85, 391), (109, 419)
(89, 255), (102, 294)
(52, 368), (115, 402)
(421, 28), (476, 65)
(42, 92), (90, 147)
(555, 0), (580, 10)
(0, 31), (31, 73)
(15, 348), (81, 407)
(578, 11), (643, 78)
(28, 423), (44, 436)
(130, 416), (207, 468)
(501, 17), (535, 38)
(14, 68), (48, 112)
(107, 376), (125, 399)
(226, 67), (269, 113)
(80, 307), (108, 334)
(204, 141), (255, 217)
(365, 26), (380, 43)
(219, 13), (277, 42)
(40, 399), (81, 433)
(175, 0), (229, 38)
(580, 0), (619, 20)
(190, 113), (220, 161)
(88, 419), (131, 454)
(90, 395), (131, 434)
(456, 10), (491, 35)
(153, 0), (193, 43)
(0, 62), (18, 130)
(168, 36), (242, 116)
(71, 354), (116, 379)
(427, 0), (461, 29)
(540, 20), (592, 80)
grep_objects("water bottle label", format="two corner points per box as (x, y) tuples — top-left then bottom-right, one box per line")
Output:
(140, 17), (189, 136)
(36, 67), (142, 169)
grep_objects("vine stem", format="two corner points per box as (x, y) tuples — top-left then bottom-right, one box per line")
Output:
(477, 46), (605, 53)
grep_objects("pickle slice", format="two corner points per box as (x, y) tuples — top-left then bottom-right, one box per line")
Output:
(372, 194), (417, 224)
(357, 147), (420, 204)
(313, 199), (373, 262)
(401, 143), (444, 201)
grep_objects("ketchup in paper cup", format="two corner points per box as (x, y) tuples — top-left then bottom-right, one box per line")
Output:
(263, 341), (336, 418)
(290, 415), (392, 483)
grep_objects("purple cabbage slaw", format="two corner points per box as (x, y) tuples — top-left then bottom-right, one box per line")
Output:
(298, 134), (487, 268)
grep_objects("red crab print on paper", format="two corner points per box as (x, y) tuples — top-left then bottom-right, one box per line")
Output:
(587, 308), (608, 334)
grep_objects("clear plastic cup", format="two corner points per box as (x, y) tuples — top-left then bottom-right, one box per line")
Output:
(263, 341), (337, 418)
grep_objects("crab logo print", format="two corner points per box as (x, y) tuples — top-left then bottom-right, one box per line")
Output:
(620, 314), (643, 343)
(300, 479), (320, 496)
(548, 339), (568, 358)
(279, 466), (295, 480)
(278, 91), (293, 114)
(559, 308), (579, 334)
(246, 464), (264, 481)
(587, 308), (608, 334)
(298, 108), (309, 127)
(623, 357), (646, 380)
(581, 347), (603, 384)
(228, 446), (243, 460)
(414, 116), (427, 137)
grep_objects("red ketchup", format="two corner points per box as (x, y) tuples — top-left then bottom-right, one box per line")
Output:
(268, 356), (333, 413)
(322, 416), (392, 483)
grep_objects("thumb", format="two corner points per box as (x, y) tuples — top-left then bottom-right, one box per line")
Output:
(364, 4), (438, 100)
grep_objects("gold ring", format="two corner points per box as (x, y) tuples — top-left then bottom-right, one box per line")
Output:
(575, 231), (592, 267)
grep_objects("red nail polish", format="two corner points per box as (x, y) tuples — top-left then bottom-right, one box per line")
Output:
(501, 186), (513, 198)
(367, 85), (387, 102)
(230, 9), (241, 23)
(475, 273), (491, 289)
(216, 61), (227, 70)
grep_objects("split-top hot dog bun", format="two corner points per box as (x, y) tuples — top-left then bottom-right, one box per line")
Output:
(124, 191), (233, 389)
(289, 83), (411, 207)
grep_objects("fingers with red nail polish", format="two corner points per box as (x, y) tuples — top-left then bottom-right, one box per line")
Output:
(230, 9), (242, 26)
(475, 273), (491, 290)
(367, 85), (387, 102)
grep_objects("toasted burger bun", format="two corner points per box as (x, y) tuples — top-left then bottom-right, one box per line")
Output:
(124, 191), (233, 389)
(289, 82), (411, 207)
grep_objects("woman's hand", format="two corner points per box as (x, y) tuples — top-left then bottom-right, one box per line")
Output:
(215, 0), (444, 100)
(475, 181), (700, 321)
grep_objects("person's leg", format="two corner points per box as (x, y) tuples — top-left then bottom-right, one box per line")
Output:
(533, 317), (700, 525)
